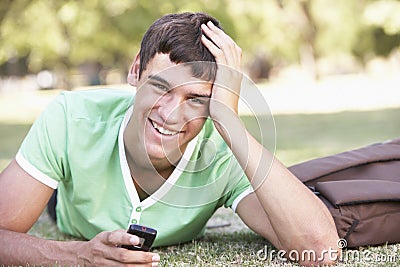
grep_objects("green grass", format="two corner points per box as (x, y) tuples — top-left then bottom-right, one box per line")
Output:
(243, 107), (400, 166)
(1, 107), (400, 266)
(273, 107), (400, 166)
(0, 123), (31, 170)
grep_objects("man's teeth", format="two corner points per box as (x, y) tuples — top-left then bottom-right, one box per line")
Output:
(151, 121), (179, 135)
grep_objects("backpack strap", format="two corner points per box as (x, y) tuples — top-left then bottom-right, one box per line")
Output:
(315, 180), (400, 207)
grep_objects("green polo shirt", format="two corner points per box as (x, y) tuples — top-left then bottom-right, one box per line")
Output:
(17, 89), (253, 247)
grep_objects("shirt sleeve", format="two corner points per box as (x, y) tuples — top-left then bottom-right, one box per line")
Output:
(222, 155), (253, 212)
(16, 93), (69, 188)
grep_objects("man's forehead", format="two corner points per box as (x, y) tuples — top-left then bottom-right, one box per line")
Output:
(145, 53), (214, 86)
(153, 69), (212, 88)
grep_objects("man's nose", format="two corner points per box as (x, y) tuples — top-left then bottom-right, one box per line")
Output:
(158, 94), (184, 124)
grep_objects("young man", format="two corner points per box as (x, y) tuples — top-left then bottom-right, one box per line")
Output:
(0, 12), (339, 266)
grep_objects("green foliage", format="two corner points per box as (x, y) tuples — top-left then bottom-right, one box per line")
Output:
(311, 0), (364, 57)
(0, 0), (237, 72)
(1, 0), (400, 74)
(364, 0), (400, 35)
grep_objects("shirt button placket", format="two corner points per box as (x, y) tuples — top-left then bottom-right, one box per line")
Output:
(130, 206), (142, 225)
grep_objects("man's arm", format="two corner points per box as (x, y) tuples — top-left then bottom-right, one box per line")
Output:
(201, 21), (339, 266)
(0, 159), (160, 266)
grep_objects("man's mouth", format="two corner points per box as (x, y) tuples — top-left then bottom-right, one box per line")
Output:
(150, 119), (180, 136)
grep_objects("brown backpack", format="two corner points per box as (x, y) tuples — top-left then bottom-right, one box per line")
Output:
(288, 138), (400, 248)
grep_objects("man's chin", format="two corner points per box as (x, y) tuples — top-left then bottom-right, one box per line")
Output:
(146, 147), (182, 165)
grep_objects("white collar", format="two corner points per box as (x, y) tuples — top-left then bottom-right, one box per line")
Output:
(118, 106), (198, 208)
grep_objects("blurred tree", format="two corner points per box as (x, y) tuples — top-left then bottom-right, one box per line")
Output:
(363, 0), (400, 57)
(1, 0), (399, 83)
(0, 0), (235, 82)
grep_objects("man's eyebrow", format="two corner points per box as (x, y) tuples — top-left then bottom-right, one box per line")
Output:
(189, 92), (211, 98)
(148, 74), (171, 87)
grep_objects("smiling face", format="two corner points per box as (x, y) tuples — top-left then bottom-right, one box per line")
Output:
(125, 53), (213, 172)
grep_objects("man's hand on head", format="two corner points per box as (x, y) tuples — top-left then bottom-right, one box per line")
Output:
(200, 21), (243, 123)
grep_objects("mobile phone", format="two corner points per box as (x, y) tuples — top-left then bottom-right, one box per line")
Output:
(121, 224), (157, 251)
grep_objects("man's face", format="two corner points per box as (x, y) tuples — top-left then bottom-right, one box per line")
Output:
(131, 53), (213, 166)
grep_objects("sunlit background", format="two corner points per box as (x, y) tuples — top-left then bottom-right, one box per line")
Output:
(1, 0), (400, 169)
(1, 3), (400, 264)
(1, 0), (400, 88)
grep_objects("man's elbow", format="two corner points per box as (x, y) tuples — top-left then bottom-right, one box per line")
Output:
(286, 231), (341, 266)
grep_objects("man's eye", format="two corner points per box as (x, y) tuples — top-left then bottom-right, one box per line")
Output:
(153, 83), (169, 91)
(189, 98), (206, 105)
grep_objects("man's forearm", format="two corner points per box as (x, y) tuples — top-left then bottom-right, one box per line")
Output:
(0, 228), (84, 266)
(215, 114), (338, 252)
(252, 150), (338, 249)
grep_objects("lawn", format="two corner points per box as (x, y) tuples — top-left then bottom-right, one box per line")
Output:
(0, 90), (399, 266)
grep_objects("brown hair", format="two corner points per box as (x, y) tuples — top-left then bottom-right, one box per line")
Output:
(139, 12), (221, 81)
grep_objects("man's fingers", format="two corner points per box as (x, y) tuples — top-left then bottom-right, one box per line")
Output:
(91, 251), (159, 267)
(201, 21), (241, 68)
(105, 246), (159, 264)
(102, 229), (140, 247)
(201, 22), (224, 49)
(91, 231), (159, 265)
(201, 35), (226, 64)
(98, 230), (160, 264)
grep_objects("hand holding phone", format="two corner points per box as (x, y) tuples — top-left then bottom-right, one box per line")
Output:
(122, 224), (157, 251)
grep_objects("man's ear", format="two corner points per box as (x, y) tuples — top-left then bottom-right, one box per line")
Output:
(127, 53), (140, 86)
